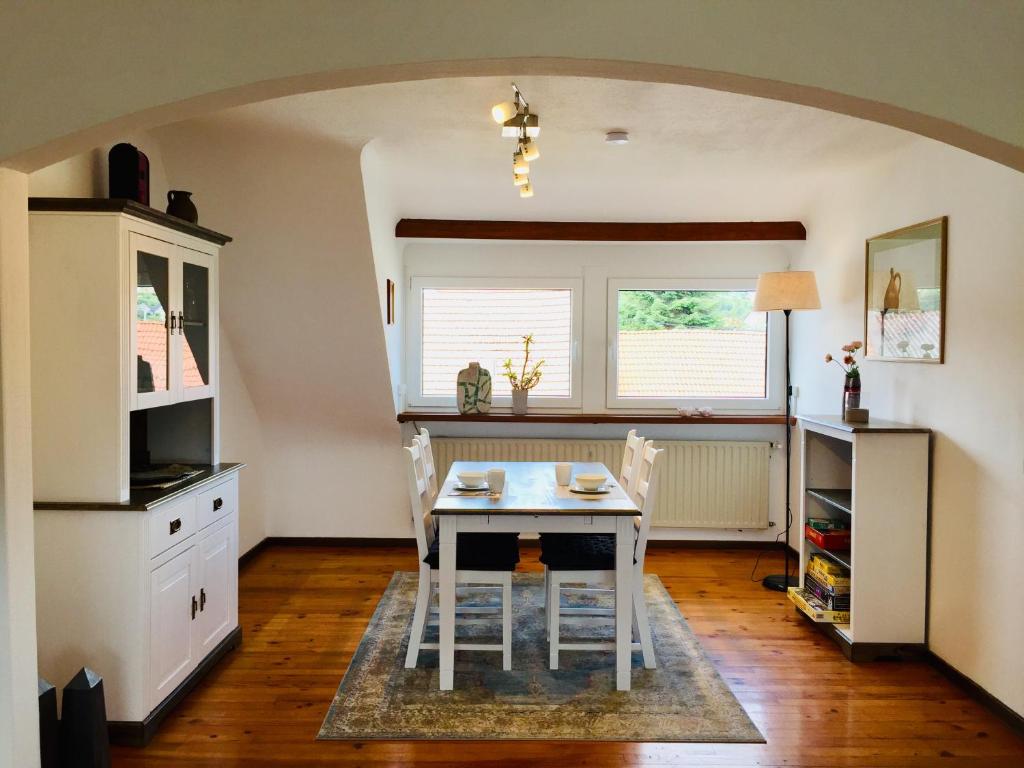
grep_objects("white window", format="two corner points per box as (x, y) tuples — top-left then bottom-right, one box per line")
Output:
(607, 279), (783, 411)
(407, 277), (582, 408)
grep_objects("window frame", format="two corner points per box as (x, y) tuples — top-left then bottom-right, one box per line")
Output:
(605, 278), (784, 412)
(406, 276), (584, 410)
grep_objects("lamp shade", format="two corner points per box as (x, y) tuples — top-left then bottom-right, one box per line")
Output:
(753, 271), (821, 312)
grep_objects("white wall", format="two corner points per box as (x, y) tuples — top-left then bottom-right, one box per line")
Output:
(361, 141), (404, 413)
(404, 239), (800, 542)
(0, 168), (40, 768)
(791, 140), (1024, 717)
(154, 121), (409, 540)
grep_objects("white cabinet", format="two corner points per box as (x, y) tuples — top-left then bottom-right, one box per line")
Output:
(794, 415), (930, 660)
(34, 470), (242, 745)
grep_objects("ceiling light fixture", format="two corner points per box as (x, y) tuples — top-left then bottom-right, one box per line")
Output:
(491, 82), (541, 198)
(605, 130), (630, 145)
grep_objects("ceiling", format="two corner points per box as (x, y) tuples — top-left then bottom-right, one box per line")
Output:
(187, 76), (921, 220)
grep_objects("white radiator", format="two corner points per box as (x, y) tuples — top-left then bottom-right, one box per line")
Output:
(431, 438), (770, 529)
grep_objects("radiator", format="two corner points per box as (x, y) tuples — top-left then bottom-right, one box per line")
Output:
(431, 438), (770, 529)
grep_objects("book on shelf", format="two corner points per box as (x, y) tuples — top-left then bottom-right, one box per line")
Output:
(788, 587), (851, 624)
(803, 572), (851, 610)
(807, 560), (851, 589)
(808, 553), (846, 574)
(807, 517), (849, 531)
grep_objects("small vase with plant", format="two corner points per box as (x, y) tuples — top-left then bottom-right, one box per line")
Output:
(502, 334), (545, 415)
(825, 340), (863, 416)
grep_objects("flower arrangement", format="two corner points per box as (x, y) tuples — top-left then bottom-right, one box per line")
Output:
(825, 340), (863, 378)
(502, 334), (545, 391)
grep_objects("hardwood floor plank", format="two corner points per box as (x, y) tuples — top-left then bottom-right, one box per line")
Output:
(110, 545), (1024, 767)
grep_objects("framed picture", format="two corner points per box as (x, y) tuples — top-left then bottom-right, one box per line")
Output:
(864, 216), (947, 363)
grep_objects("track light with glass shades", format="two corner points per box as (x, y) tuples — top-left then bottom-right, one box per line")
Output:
(491, 82), (541, 197)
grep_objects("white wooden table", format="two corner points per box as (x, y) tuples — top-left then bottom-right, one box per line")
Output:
(431, 460), (640, 691)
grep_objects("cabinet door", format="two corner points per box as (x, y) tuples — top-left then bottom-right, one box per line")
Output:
(130, 233), (176, 410)
(149, 546), (199, 709)
(175, 246), (215, 402)
(197, 518), (237, 655)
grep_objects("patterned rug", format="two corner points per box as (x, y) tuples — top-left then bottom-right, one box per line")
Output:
(318, 572), (763, 742)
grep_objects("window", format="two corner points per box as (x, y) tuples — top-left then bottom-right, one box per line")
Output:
(408, 277), (582, 407)
(607, 279), (779, 409)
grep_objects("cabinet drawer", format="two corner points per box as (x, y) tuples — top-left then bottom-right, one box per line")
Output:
(149, 497), (197, 559)
(197, 477), (237, 530)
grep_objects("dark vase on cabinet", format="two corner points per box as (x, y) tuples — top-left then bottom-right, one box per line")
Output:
(166, 190), (199, 223)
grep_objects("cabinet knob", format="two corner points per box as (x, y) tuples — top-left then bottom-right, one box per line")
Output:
(191, 595), (198, 620)
(169, 518), (182, 535)
(213, 497), (223, 511)
(200, 588), (207, 612)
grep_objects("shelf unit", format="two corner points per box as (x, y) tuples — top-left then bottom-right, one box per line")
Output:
(794, 415), (930, 661)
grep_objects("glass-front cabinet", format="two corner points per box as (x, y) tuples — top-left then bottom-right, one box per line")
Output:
(131, 233), (216, 409)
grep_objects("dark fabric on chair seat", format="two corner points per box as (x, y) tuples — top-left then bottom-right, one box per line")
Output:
(423, 533), (520, 571)
(539, 533), (636, 571)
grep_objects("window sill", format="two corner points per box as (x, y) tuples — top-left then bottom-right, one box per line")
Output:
(397, 411), (793, 426)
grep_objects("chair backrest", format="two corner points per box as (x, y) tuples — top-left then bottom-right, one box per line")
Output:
(418, 428), (439, 497)
(618, 429), (646, 501)
(632, 442), (664, 569)
(404, 441), (435, 561)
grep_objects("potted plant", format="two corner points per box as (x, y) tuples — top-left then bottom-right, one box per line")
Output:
(825, 340), (863, 416)
(502, 334), (545, 415)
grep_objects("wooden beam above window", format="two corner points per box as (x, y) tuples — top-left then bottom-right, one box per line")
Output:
(395, 219), (806, 241)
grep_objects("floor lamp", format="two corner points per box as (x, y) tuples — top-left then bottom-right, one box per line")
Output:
(753, 271), (821, 592)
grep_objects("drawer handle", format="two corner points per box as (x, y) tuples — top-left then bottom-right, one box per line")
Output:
(200, 588), (207, 612)
(169, 518), (182, 535)
(191, 595), (198, 620)
(213, 497), (223, 511)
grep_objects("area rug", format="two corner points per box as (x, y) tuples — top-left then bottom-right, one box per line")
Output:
(318, 572), (763, 742)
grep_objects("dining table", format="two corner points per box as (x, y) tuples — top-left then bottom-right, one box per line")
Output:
(431, 460), (640, 692)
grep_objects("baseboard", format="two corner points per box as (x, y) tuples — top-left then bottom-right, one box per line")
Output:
(239, 535), (790, 556)
(927, 650), (1024, 738)
(108, 626), (242, 747)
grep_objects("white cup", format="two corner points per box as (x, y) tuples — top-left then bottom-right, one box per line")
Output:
(486, 468), (506, 494)
(555, 462), (572, 487)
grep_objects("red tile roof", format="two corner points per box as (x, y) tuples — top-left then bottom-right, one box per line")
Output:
(137, 321), (205, 391)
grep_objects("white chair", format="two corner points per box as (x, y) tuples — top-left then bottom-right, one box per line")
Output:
(540, 442), (663, 670)
(618, 428), (646, 501)
(403, 439), (518, 670)
(417, 428), (439, 498)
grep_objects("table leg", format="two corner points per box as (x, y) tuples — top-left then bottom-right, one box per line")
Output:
(615, 514), (633, 691)
(438, 516), (457, 691)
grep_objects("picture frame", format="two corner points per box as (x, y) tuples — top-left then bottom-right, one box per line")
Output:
(864, 216), (947, 363)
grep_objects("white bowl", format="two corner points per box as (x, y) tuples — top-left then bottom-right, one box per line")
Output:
(457, 471), (487, 488)
(574, 473), (606, 491)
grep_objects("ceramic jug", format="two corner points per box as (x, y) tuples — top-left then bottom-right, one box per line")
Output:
(166, 190), (199, 224)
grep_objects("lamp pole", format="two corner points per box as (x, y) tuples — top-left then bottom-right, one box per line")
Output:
(763, 308), (796, 592)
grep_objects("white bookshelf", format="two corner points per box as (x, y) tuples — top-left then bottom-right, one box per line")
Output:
(796, 415), (930, 660)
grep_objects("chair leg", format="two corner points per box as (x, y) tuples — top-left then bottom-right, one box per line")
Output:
(543, 566), (550, 641)
(405, 565), (431, 668)
(502, 573), (512, 671)
(548, 573), (560, 670)
(633, 577), (656, 669)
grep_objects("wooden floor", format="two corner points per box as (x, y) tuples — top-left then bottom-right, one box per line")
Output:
(112, 544), (1024, 767)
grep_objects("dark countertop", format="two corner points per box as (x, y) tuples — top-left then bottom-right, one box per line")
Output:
(34, 463), (245, 512)
(798, 414), (930, 434)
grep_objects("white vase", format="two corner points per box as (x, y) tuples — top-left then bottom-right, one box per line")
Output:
(511, 389), (528, 415)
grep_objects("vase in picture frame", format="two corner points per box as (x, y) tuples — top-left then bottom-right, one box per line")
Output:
(456, 363), (492, 414)
(511, 388), (528, 415)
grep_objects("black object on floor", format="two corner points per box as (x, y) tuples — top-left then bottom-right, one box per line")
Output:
(60, 668), (111, 768)
(38, 678), (59, 768)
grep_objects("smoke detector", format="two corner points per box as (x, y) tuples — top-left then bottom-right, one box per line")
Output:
(605, 130), (630, 145)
